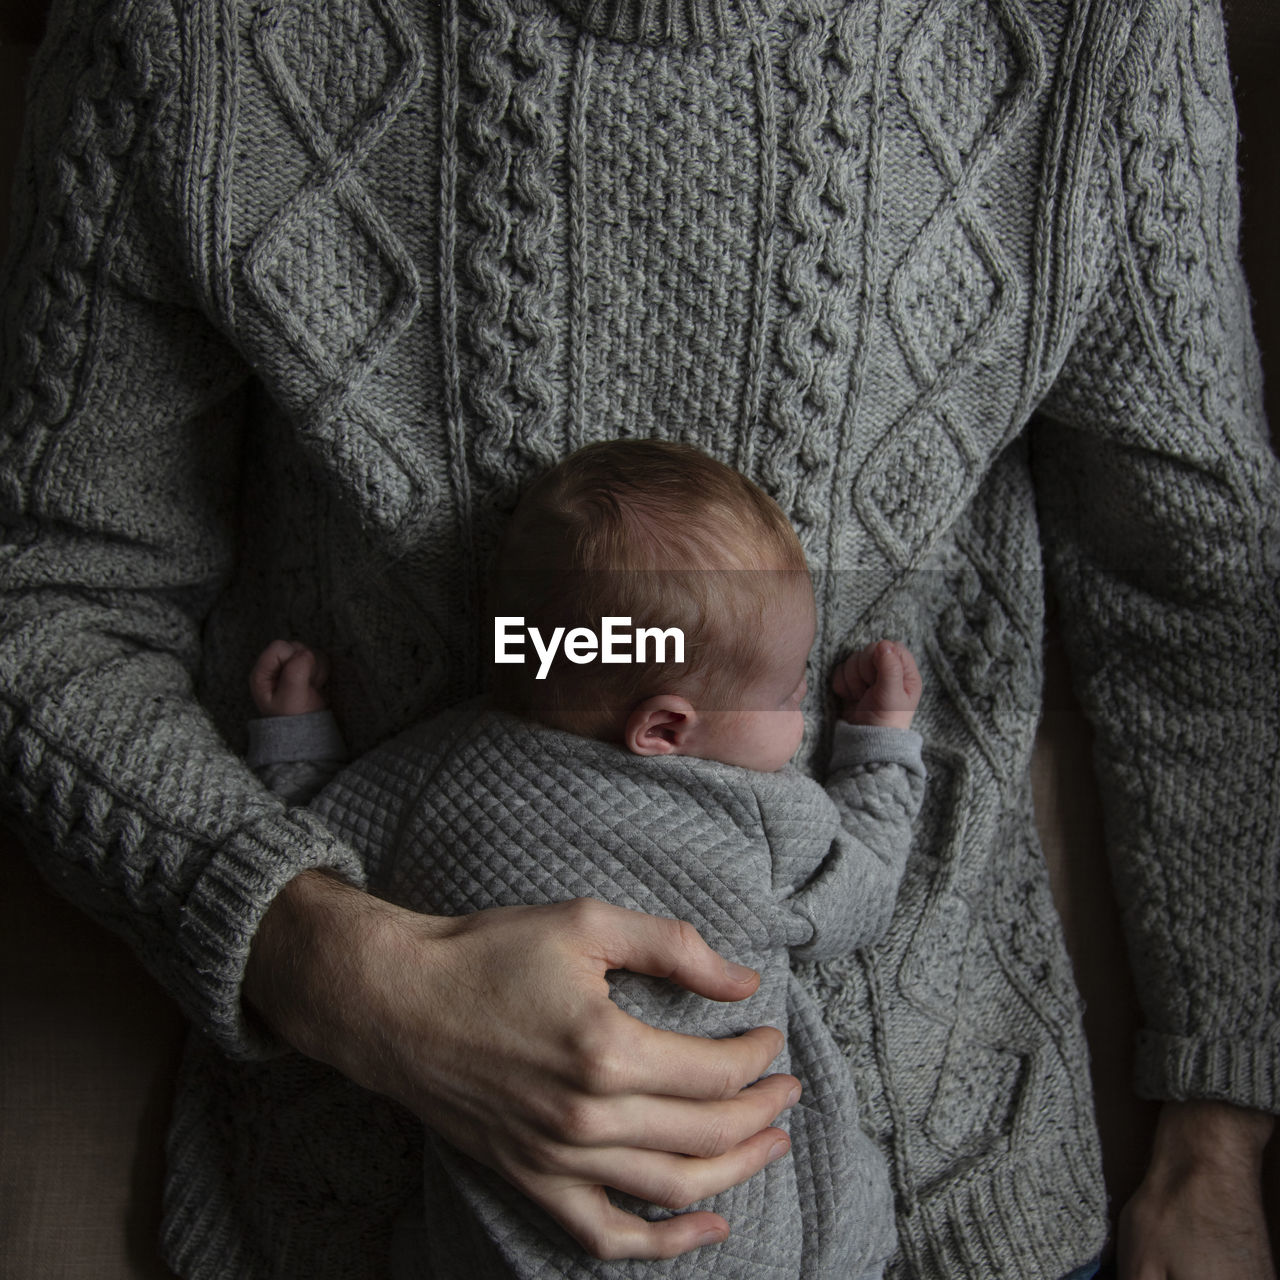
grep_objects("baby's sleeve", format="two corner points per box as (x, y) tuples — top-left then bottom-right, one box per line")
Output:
(247, 711), (350, 806)
(782, 724), (926, 962)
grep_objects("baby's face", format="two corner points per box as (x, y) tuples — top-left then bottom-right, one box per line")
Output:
(687, 581), (816, 772)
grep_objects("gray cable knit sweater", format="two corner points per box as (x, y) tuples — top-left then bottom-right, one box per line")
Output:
(250, 702), (925, 1280)
(1, 0), (1277, 1277)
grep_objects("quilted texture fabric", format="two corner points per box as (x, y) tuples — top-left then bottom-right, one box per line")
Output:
(308, 702), (924, 1279)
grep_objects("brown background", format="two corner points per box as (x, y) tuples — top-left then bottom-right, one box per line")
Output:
(1, 1), (1277, 1275)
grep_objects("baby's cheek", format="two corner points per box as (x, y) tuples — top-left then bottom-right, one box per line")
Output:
(786, 711), (805, 756)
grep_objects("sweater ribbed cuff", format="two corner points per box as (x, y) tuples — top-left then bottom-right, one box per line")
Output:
(1134, 1031), (1280, 1113)
(828, 723), (925, 774)
(173, 805), (367, 1061)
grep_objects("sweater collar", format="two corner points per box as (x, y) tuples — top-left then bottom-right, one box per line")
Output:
(548, 0), (775, 44)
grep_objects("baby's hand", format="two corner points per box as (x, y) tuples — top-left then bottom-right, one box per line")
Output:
(832, 641), (922, 731)
(250, 640), (331, 717)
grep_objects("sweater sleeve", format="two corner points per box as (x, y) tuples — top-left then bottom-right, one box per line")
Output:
(0, 0), (365, 1059)
(1030, 0), (1279, 1110)
(783, 723), (926, 962)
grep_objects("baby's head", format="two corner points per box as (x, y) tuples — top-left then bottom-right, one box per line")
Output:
(489, 440), (815, 772)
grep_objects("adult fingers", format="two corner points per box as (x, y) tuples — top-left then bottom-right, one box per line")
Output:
(558, 1000), (785, 1103)
(538, 1123), (791, 1222)
(560, 902), (785, 1096)
(573, 899), (764, 1001)
(537, 1071), (800, 1158)
(530, 1183), (731, 1262)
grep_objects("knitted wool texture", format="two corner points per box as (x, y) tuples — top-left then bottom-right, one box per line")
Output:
(1, 0), (1277, 1277)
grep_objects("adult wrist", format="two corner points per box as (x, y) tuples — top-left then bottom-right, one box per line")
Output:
(1148, 1099), (1275, 1178)
(243, 869), (379, 1055)
(242, 869), (456, 1095)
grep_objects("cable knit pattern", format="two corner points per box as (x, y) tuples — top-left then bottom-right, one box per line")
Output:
(0, 0), (178, 502)
(242, 0), (428, 537)
(256, 0), (407, 149)
(1117, 0), (1251, 437)
(549, 0), (775, 44)
(762, 0), (875, 549)
(1, 0), (1276, 1277)
(855, 0), (1040, 572)
(899, 0), (1041, 181)
(454, 0), (565, 513)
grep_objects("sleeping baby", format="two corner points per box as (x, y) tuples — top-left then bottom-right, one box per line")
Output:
(247, 439), (925, 1280)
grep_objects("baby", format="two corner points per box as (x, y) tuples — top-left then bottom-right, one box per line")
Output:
(247, 440), (925, 1280)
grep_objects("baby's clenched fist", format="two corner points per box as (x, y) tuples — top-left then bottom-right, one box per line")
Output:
(831, 641), (922, 731)
(250, 640), (331, 717)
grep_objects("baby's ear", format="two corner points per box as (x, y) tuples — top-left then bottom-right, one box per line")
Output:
(625, 696), (697, 756)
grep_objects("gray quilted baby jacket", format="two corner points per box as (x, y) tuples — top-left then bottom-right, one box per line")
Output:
(303, 700), (926, 1280)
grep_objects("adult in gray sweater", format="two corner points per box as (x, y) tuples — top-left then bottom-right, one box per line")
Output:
(1, 0), (1277, 1277)
(245, 440), (926, 1280)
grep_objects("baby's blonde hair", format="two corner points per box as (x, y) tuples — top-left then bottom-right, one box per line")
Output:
(489, 439), (810, 738)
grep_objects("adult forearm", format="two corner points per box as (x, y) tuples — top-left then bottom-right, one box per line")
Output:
(242, 868), (441, 1074)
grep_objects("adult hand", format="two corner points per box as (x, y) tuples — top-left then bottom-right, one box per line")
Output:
(1118, 1099), (1276, 1279)
(244, 873), (800, 1261)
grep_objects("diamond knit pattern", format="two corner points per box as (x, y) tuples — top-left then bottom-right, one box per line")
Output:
(240, 0), (425, 532)
(859, 407), (974, 566)
(250, 193), (406, 369)
(899, 0), (1040, 181)
(892, 215), (1011, 384)
(246, 0), (420, 377)
(255, 0), (406, 153)
(851, 0), (1040, 572)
